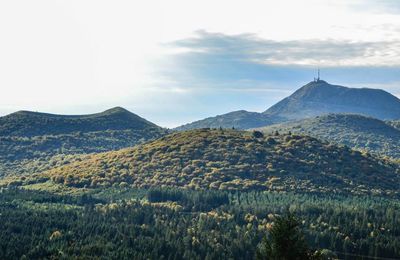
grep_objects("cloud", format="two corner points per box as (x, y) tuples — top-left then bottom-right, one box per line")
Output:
(349, 0), (400, 14)
(169, 30), (400, 67)
(151, 30), (400, 126)
(156, 31), (400, 94)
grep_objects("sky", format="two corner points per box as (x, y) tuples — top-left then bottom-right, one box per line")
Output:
(0, 0), (399, 127)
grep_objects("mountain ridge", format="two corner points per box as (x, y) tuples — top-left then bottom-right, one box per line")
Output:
(264, 80), (400, 120)
(10, 106), (129, 118)
(0, 106), (161, 137)
(175, 110), (282, 131)
(175, 80), (400, 130)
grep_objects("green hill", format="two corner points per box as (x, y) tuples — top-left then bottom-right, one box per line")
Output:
(0, 107), (167, 176)
(175, 110), (281, 130)
(0, 107), (161, 137)
(257, 114), (400, 159)
(10, 129), (400, 196)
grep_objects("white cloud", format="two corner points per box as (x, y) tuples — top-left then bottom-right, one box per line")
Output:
(0, 0), (399, 126)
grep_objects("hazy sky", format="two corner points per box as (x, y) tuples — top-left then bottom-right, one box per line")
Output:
(0, 0), (399, 127)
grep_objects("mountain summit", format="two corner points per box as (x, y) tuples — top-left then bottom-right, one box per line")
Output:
(175, 80), (400, 130)
(0, 107), (167, 169)
(264, 80), (400, 120)
(0, 107), (161, 137)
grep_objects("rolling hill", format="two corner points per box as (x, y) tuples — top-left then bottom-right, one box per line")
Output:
(9, 129), (400, 196)
(175, 110), (281, 131)
(175, 80), (400, 130)
(0, 107), (167, 176)
(256, 114), (400, 159)
(0, 107), (161, 137)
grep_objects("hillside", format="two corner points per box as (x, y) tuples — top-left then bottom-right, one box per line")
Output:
(256, 114), (400, 159)
(175, 110), (281, 130)
(10, 129), (400, 196)
(264, 80), (400, 120)
(0, 107), (167, 176)
(0, 107), (161, 137)
(388, 120), (400, 131)
(175, 80), (400, 130)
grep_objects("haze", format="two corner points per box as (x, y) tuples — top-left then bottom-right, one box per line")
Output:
(0, 0), (399, 127)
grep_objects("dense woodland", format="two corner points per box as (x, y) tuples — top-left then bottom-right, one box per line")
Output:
(0, 105), (400, 259)
(0, 187), (399, 259)
(5, 129), (399, 198)
(258, 114), (400, 160)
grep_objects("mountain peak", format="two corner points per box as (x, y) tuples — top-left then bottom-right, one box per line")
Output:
(305, 79), (329, 86)
(264, 81), (400, 120)
(0, 107), (163, 137)
(101, 106), (131, 115)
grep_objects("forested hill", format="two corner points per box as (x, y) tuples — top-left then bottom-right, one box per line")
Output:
(175, 110), (281, 131)
(264, 80), (400, 120)
(10, 129), (400, 196)
(256, 114), (400, 159)
(388, 120), (400, 131)
(0, 107), (162, 137)
(0, 107), (167, 176)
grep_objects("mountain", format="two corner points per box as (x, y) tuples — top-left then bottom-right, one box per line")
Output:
(175, 80), (400, 130)
(9, 129), (399, 196)
(0, 107), (167, 176)
(264, 80), (400, 120)
(256, 114), (400, 159)
(175, 110), (281, 131)
(0, 107), (160, 137)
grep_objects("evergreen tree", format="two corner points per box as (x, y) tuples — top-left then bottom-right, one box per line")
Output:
(257, 212), (320, 260)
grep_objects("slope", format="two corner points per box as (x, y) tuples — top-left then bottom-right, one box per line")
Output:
(256, 114), (400, 159)
(175, 110), (281, 131)
(0, 107), (161, 137)
(0, 107), (167, 176)
(10, 129), (400, 196)
(175, 80), (400, 130)
(264, 80), (400, 120)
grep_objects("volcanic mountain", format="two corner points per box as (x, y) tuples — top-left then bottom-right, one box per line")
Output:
(175, 80), (400, 130)
(0, 107), (162, 137)
(0, 107), (166, 176)
(264, 80), (400, 120)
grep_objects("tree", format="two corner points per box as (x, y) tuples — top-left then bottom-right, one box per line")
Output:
(253, 131), (264, 139)
(256, 212), (321, 260)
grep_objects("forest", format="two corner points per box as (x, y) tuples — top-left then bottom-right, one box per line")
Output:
(258, 114), (400, 160)
(1, 187), (400, 259)
(5, 129), (399, 199)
